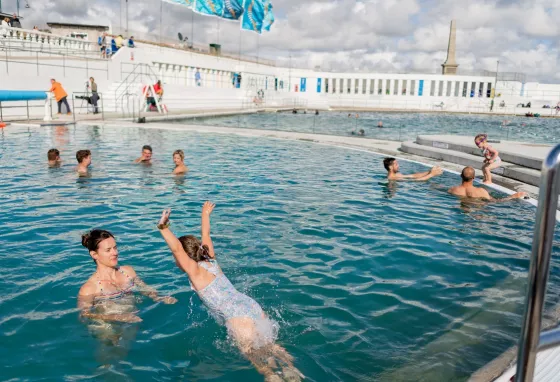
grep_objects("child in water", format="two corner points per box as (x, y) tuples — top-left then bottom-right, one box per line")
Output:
(475, 133), (501, 184)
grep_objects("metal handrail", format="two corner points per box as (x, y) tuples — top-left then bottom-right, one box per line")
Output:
(515, 143), (560, 382)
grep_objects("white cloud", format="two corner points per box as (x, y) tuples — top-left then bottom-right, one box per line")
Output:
(12, 0), (560, 82)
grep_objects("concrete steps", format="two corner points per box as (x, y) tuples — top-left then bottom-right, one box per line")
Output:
(401, 139), (542, 186)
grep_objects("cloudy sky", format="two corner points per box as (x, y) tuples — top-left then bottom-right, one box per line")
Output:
(10, 0), (560, 82)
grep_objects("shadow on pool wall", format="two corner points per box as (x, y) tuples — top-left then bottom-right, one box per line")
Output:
(169, 111), (560, 144)
(1, 123), (559, 381)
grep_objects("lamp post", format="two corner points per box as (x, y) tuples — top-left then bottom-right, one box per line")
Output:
(494, 60), (499, 96)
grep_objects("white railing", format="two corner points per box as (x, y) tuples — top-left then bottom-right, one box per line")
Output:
(0, 25), (96, 55)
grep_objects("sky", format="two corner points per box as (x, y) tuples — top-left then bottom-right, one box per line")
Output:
(7, 0), (560, 82)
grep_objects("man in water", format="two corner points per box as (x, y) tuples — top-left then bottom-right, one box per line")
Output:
(383, 157), (442, 181)
(47, 148), (62, 167)
(448, 166), (527, 200)
(76, 149), (91, 175)
(134, 145), (153, 164)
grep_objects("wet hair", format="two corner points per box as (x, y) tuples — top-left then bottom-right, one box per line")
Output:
(475, 134), (487, 147)
(142, 145), (152, 153)
(178, 235), (211, 262)
(461, 166), (475, 182)
(82, 229), (115, 262)
(47, 148), (60, 161)
(173, 149), (184, 160)
(383, 157), (396, 172)
(76, 149), (91, 163)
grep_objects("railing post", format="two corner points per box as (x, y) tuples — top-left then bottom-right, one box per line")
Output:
(515, 144), (560, 382)
(72, 96), (76, 123)
(26, 101), (30, 121)
(0, 101), (3, 121)
(101, 93), (105, 121)
(86, 56), (89, 77)
(36, 52), (39, 76)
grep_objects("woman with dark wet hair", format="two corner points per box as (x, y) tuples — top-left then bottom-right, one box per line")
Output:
(78, 229), (177, 323)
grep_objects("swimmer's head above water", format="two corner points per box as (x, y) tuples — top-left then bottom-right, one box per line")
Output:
(140, 145), (152, 162)
(173, 149), (184, 165)
(461, 166), (476, 182)
(178, 235), (212, 262)
(82, 229), (118, 266)
(383, 157), (399, 173)
(48, 148), (61, 165)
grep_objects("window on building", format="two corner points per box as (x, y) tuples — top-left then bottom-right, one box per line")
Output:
(386, 79), (391, 95)
(478, 82), (484, 97)
(470, 82), (476, 97)
(355, 79), (359, 94)
(454, 81), (460, 97)
(332, 78), (336, 93)
(487, 82), (492, 98)
(393, 80), (399, 95)
(378, 86), (383, 95)
(462, 82), (468, 97)
(446, 81), (452, 96)
(438, 81), (444, 96)
(69, 32), (88, 39)
(347, 79), (351, 94)
(402, 80), (407, 95)
(430, 80), (436, 96)
(339, 79), (344, 94)
(410, 80), (416, 96)
(324, 79), (329, 93)
(362, 79), (367, 94)
(370, 79), (375, 94)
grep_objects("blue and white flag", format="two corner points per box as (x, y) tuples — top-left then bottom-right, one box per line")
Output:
(163, 0), (193, 7)
(241, 0), (265, 34)
(194, 0), (224, 17)
(222, 0), (243, 20)
(263, 1), (274, 31)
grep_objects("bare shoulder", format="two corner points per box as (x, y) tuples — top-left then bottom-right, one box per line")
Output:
(448, 186), (464, 196)
(78, 279), (98, 297)
(120, 265), (137, 278)
(474, 187), (491, 199)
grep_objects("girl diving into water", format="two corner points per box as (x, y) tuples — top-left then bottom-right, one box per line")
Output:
(157, 202), (303, 382)
(78, 229), (177, 324)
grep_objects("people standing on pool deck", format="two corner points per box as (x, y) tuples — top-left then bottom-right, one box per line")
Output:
(383, 158), (443, 181)
(475, 134), (501, 185)
(172, 150), (188, 175)
(78, 229), (177, 324)
(76, 150), (91, 175)
(49, 79), (71, 115)
(448, 167), (527, 201)
(157, 203), (302, 381)
(134, 145), (153, 164)
(47, 148), (62, 167)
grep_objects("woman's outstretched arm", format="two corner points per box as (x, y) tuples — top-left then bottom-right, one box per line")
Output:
(158, 209), (199, 276)
(201, 201), (216, 259)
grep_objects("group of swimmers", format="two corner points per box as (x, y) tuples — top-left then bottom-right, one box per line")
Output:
(47, 145), (189, 175)
(65, 132), (527, 382)
(383, 133), (528, 201)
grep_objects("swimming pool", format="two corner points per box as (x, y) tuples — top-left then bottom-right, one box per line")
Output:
(1, 124), (560, 381)
(174, 111), (560, 144)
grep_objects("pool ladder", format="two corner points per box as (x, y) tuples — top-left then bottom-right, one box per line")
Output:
(515, 143), (560, 382)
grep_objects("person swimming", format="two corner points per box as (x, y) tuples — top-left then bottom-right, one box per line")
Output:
(76, 149), (91, 176)
(78, 229), (177, 325)
(383, 157), (442, 181)
(47, 148), (62, 167)
(172, 149), (189, 175)
(134, 145), (153, 164)
(157, 202), (302, 381)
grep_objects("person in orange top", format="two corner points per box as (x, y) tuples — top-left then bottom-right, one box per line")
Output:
(49, 78), (71, 115)
(153, 80), (163, 97)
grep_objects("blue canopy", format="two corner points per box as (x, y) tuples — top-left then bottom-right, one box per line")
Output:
(0, 91), (47, 102)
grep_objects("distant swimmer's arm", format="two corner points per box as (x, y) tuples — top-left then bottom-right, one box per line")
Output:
(400, 167), (443, 181)
(201, 201), (216, 259)
(493, 191), (528, 202)
(77, 284), (142, 323)
(158, 209), (200, 276)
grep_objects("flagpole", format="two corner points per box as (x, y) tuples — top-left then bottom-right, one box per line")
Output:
(191, 10), (194, 48)
(159, 0), (163, 46)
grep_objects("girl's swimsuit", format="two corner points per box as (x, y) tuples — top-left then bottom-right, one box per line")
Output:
(482, 147), (502, 165)
(195, 259), (265, 323)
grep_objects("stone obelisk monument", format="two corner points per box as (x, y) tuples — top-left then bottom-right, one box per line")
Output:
(442, 20), (459, 75)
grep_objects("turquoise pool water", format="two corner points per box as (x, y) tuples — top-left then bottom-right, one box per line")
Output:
(176, 111), (560, 144)
(1, 124), (560, 381)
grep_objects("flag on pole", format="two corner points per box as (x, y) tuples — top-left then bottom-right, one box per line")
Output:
(162, 0), (193, 7)
(241, 0), (265, 34)
(194, 0), (224, 17)
(263, 1), (274, 31)
(222, 0), (243, 20)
